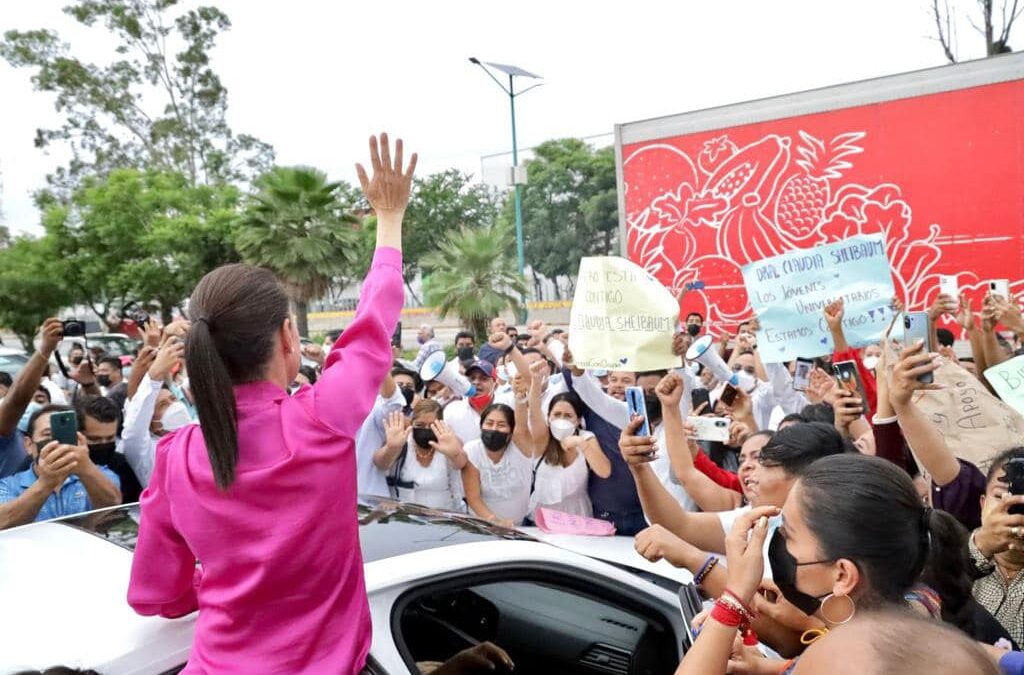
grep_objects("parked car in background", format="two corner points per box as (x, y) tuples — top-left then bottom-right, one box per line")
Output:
(0, 347), (30, 380)
(0, 498), (698, 674)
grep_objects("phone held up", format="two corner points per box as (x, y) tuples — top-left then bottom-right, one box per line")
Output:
(718, 383), (739, 408)
(687, 416), (730, 443)
(1003, 458), (1024, 516)
(626, 386), (651, 438)
(902, 311), (934, 384)
(832, 360), (868, 402)
(792, 357), (813, 392)
(61, 319), (87, 338)
(49, 410), (79, 447)
(989, 279), (1010, 300)
(690, 388), (712, 415)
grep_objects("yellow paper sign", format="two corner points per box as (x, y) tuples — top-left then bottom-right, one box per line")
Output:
(568, 257), (680, 372)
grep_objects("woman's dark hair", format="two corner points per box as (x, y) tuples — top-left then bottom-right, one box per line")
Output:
(478, 403), (515, 433)
(298, 365), (318, 386)
(917, 506), (981, 637)
(984, 446), (1024, 484)
(758, 422), (848, 477)
(0, 372), (13, 388)
(741, 429), (775, 447)
(542, 392), (585, 466)
(187, 264), (290, 489)
(412, 398), (442, 421)
(778, 412), (807, 427)
(799, 454), (961, 607)
(800, 402), (835, 425)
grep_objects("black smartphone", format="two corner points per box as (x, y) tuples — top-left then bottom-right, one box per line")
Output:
(833, 361), (867, 403)
(391, 322), (402, 349)
(719, 383), (738, 407)
(1004, 458), (1024, 516)
(49, 410), (78, 446)
(691, 388), (711, 414)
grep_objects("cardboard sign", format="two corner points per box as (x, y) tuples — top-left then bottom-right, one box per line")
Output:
(986, 355), (1024, 417)
(741, 234), (896, 363)
(534, 508), (616, 536)
(568, 256), (680, 372)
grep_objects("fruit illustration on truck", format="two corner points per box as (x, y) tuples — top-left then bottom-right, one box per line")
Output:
(615, 54), (1024, 337)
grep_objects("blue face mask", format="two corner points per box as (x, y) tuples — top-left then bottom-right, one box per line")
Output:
(17, 402), (42, 435)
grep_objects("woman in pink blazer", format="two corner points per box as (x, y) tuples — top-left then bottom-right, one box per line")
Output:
(128, 134), (416, 674)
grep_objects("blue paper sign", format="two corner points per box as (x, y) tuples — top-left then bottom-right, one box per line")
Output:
(741, 234), (896, 363)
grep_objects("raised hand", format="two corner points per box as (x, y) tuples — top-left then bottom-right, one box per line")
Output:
(619, 415), (658, 466)
(429, 420), (463, 458)
(38, 318), (63, 358)
(833, 390), (865, 437)
(526, 320), (547, 347)
(634, 524), (692, 566)
(929, 293), (957, 320)
(162, 319), (191, 342)
(149, 337), (185, 382)
(489, 331), (513, 353)
(889, 341), (942, 409)
(302, 342), (326, 367)
(823, 298), (845, 330)
(528, 359), (548, 383)
(655, 372), (684, 407)
(36, 441), (77, 490)
(806, 367), (837, 405)
(975, 489), (1024, 557)
(724, 506), (779, 603)
(511, 374), (530, 400)
(671, 331), (691, 358)
(383, 411), (409, 452)
(355, 133), (417, 217)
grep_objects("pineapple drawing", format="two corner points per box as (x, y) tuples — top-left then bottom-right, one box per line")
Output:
(774, 131), (865, 240)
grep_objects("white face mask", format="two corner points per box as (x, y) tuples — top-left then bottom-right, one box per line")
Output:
(160, 401), (192, 433)
(550, 418), (577, 441)
(862, 356), (880, 371)
(734, 370), (757, 393)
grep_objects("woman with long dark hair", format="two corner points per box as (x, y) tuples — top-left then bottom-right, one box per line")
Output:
(127, 134), (416, 674)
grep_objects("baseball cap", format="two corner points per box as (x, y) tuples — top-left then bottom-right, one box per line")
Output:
(465, 360), (495, 379)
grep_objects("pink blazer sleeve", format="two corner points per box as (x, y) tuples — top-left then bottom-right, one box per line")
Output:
(127, 442), (200, 618)
(314, 247), (404, 435)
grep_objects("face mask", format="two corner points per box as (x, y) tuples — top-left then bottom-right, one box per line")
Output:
(70, 355), (84, 366)
(96, 375), (112, 388)
(469, 392), (493, 414)
(862, 356), (880, 371)
(88, 442), (117, 466)
(644, 392), (663, 426)
(687, 323), (702, 338)
(400, 387), (415, 407)
(550, 419), (577, 441)
(457, 346), (475, 362)
(160, 401), (192, 433)
(735, 370), (757, 393)
(767, 528), (834, 615)
(18, 402), (42, 435)
(417, 336), (428, 345)
(480, 429), (510, 452)
(412, 428), (437, 449)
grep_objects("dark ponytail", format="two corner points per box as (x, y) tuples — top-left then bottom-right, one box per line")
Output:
(918, 508), (979, 636)
(799, 454), (955, 607)
(186, 264), (290, 489)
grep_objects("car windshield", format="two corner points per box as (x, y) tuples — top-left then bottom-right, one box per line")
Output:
(0, 352), (31, 377)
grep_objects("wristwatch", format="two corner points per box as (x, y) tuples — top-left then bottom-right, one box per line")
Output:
(969, 530), (997, 575)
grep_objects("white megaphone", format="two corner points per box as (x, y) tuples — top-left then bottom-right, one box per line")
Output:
(685, 335), (739, 387)
(412, 342), (444, 372)
(419, 350), (477, 398)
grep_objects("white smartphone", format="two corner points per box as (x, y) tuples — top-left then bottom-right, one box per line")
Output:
(990, 279), (1010, 300)
(939, 275), (959, 311)
(687, 416), (731, 443)
(792, 357), (813, 392)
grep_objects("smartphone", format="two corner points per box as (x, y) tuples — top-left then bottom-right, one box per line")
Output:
(990, 279), (1011, 300)
(626, 386), (651, 437)
(685, 280), (706, 291)
(792, 357), (813, 392)
(939, 275), (959, 310)
(833, 361), (868, 402)
(690, 388), (711, 415)
(1004, 458), (1024, 516)
(688, 416), (730, 443)
(49, 410), (78, 446)
(902, 311), (934, 384)
(390, 322), (402, 349)
(718, 383), (739, 407)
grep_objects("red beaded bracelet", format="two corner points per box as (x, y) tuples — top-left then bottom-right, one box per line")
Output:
(710, 598), (746, 628)
(722, 587), (756, 618)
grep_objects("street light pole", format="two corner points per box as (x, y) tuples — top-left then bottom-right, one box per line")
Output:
(469, 58), (542, 325)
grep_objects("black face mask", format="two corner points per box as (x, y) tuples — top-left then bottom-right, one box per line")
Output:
(70, 355), (84, 366)
(412, 428), (437, 449)
(457, 346), (475, 362)
(400, 387), (415, 407)
(96, 375), (112, 388)
(687, 323), (702, 338)
(767, 527), (834, 616)
(644, 392), (663, 427)
(480, 430), (510, 452)
(88, 442), (117, 466)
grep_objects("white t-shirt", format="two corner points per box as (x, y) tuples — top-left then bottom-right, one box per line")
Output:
(716, 505), (782, 580)
(528, 433), (594, 518)
(494, 375), (569, 421)
(465, 439), (534, 524)
(444, 399), (482, 445)
(397, 442), (462, 511)
(354, 388), (406, 497)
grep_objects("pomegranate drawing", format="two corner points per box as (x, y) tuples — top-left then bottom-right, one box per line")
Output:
(774, 131), (864, 240)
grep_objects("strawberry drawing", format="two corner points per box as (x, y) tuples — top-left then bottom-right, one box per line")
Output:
(773, 131), (864, 240)
(698, 135), (738, 176)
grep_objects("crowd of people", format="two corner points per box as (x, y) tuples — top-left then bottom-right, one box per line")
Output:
(3, 133), (1024, 674)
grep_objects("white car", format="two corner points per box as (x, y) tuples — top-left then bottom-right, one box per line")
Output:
(0, 498), (701, 674)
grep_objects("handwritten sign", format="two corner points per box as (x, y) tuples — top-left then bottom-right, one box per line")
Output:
(569, 257), (680, 372)
(741, 234), (896, 363)
(986, 355), (1024, 416)
(534, 507), (616, 536)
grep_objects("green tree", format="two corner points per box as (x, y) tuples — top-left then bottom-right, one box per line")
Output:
(42, 168), (242, 326)
(502, 139), (618, 298)
(0, 0), (273, 193)
(422, 224), (527, 342)
(236, 166), (359, 337)
(0, 235), (74, 349)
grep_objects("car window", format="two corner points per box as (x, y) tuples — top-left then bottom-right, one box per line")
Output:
(0, 353), (30, 376)
(394, 575), (682, 675)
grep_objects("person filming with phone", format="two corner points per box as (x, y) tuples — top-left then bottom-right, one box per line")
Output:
(0, 403), (121, 529)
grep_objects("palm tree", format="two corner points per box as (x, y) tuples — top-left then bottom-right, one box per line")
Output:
(236, 166), (358, 336)
(422, 224), (528, 341)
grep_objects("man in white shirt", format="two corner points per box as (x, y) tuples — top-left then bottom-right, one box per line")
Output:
(444, 360), (499, 444)
(494, 348), (568, 414)
(354, 373), (406, 497)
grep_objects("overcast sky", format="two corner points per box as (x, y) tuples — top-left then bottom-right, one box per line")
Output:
(0, 1), (999, 234)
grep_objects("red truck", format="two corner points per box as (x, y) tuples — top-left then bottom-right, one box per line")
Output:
(615, 54), (1024, 337)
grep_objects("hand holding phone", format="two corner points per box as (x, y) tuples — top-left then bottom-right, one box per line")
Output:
(1003, 458), (1024, 516)
(902, 312), (934, 384)
(687, 416), (730, 443)
(939, 276), (959, 311)
(989, 279), (1011, 300)
(49, 410), (79, 447)
(832, 361), (868, 401)
(792, 358), (813, 392)
(626, 386), (651, 437)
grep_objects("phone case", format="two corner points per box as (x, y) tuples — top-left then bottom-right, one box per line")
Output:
(792, 359), (812, 391)
(718, 383), (738, 407)
(688, 416), (730, 443)
(49, 411), (78, 446)
(626, 386), (651, 437)
(939, 275), (958, 299)
(833, 361), (868, 401)
(690, 388), (711, 414)
(990, 279), (1010, 299)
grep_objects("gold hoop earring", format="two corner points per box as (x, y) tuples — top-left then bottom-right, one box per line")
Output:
(820, 593), (856, 625)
